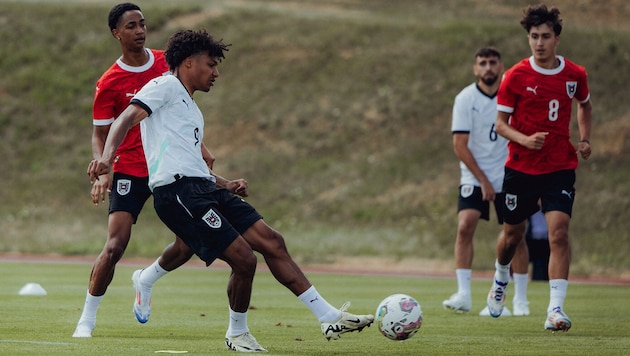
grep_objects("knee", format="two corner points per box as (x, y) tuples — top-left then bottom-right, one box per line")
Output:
(173, 239), (194, 258)
(457, 224), (475, 239)
(549, 228), (569, 248)
(255, 230), (289, 256)
(100, 241), (126, 264)
(268, 230), (288, 250)
(233, 250), (258, 277)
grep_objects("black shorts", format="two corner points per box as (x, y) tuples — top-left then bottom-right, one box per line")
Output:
(152, 177), (262, 266)
(502, 168), (575, 225)
(457, 185), (504, 223)
(109, 173), (152, 223)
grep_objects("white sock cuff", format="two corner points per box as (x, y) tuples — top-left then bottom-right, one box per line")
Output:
(154, 258), (168, 273)
(495, 260), (510, 271)
(87, 290), (104, 301)
(297, 285), (317, 302)
(549, 279), (569, 290)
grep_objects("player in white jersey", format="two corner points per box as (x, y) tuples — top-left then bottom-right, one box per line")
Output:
(88, 29), (373, 352)
(444, 47), (530, 316)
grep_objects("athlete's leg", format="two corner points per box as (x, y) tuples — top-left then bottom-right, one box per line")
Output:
(454, 209), (481, 293)
(157, 236), (194, 271)
(132, 236), (194, 323)
(545, 210), (571, 280)
(455, 209), (481, 269)
(73, 211), (134, 337)
(511, 238), (530, 315)
(443, 209), (480, 312)
(497, 221), (526, 266)
(241, 220), (311, 296)
(89, 211), (134, 295)
(221, 235), (258, 313)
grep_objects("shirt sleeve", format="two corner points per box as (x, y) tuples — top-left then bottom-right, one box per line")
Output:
(576, 69), (590, 103)
(92, 84), (117, 126)
(451, 90), (471, 133)
(131, 76), (175, 117)
(497, 72), (516, 114)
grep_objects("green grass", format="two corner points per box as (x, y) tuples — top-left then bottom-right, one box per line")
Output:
(1, 261), (629, 355)
(1, 0), (630, 277)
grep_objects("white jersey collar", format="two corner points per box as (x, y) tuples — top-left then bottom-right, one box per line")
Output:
(528, 55), (565, 75)
(116, 48), (155, 73)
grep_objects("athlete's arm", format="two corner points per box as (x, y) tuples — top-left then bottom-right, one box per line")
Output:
(576, 99), (592, 160)
(496, 111), (548, 150)
(211, 169), (249, 197)
(90, 125), (113, 205)
(453, 133), (495, 201)
(200, 142), (216, 170)
(87, 103), (148, 182)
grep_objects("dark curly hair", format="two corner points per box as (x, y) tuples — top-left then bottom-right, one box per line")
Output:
(520, 4), (562, 36)
(108, 3), (141, 31)
(164, 29), (231, 71)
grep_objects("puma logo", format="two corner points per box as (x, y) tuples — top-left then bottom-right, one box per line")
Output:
(526, 86), (538, 95)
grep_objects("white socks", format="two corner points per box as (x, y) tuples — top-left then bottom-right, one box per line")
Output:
(226, 307), (249, 337)
(548, 279), (568, 312)
(139, 258), (169, 287)
(455, 268), (472, 296)
(494, 260), (511, 284)
(512, 273), (529, 303)
(76, 291), (103, 329)
(298, 286), (340, 322)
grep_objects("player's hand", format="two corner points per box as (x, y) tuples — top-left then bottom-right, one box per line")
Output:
(522, 132), (548, 150)
(87, 160), (111, 184)
(480, 181), (496, 202)
(577, 140), (591, 160)
(227, 179), (249, 197)
(90, 174), (111, 205)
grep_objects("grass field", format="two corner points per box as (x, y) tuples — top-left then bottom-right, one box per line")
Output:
(1, 260), (629, 355)
(1, 0), (630, 277)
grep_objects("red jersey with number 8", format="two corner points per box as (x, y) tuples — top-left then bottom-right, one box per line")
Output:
(497, 56), (589, 175)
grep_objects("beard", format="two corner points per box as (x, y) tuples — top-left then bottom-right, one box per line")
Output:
(481, 75), (499, 86)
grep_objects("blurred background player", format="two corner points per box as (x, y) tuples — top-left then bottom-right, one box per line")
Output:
(526, 208), (550, 281)
(445, 47), (529, 316)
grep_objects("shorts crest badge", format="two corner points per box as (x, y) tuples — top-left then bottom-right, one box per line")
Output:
(460, 184), (474, 198)
(202, 209), (222, 229)
(505, 193), (517, 211)
(117, 179), (131, 196)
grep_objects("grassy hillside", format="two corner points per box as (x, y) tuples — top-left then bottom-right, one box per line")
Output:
(1, 0), (629, 276)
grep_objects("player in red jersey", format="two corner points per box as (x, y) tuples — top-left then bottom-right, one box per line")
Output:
(485, 4), (592, 332)
(73, 3), (208, 338)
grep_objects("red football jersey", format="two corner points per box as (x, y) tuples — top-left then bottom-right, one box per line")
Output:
(92, 49), (169, 176)
(497, 56), (590, 175)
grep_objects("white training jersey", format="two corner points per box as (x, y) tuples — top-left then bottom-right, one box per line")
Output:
(131, 74), (215, 191)
(451, 83), (507, 191)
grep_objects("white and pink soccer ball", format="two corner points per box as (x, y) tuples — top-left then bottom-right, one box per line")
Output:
(375, 293), (423, 341)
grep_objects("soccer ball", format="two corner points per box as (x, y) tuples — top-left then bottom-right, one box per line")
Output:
(375, 294), (423, 341)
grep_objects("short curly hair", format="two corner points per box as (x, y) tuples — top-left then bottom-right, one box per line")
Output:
(108, 3), (141, 31)
(165, 29), (230, 71)
(520, 4), (562, 36)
